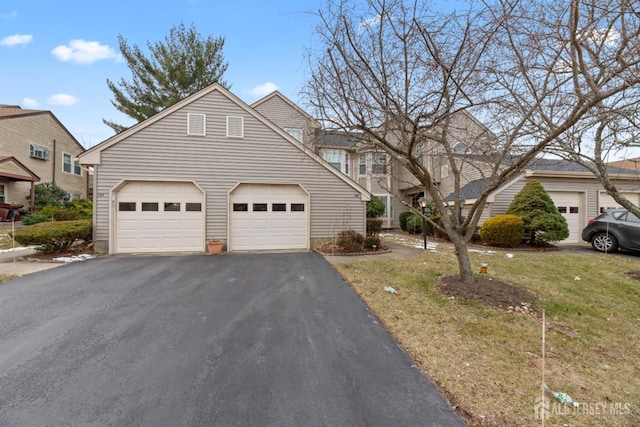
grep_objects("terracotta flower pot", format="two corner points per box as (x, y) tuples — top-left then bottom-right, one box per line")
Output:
(207, 240), (223, 255)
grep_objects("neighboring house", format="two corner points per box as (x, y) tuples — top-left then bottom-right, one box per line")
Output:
(450, 159), (640, 243)
(251, 91), (321, 147)
(0, 105), (87, 210)
(79, 84), (369, 255)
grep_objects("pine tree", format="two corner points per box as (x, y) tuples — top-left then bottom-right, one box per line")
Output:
(104, 22), (229, 133)
(507, 180), (569, 244)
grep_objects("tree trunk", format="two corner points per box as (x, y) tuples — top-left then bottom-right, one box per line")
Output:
(448, 232), (474, 283)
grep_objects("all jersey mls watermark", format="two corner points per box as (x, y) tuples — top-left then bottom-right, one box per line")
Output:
(534, 397), (632, 420)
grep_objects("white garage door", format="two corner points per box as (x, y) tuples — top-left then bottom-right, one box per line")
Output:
(116, 181), (204, 253)
(598, 192), (640, 213)
(230, 184), (309, 251)
(548, 191), (582, 243)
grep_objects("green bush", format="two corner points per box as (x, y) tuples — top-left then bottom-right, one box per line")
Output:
(507, 180), (569, 244)
(479, 214), (524, 248)
(366, 195), (386, 218)
(26, 182), (70, 211)
(399, 211), (413, 231)
(364, 235), (381, 249)
(366, 218), (383, 236)
(12, 219), (92, 253)
(405, 214), (423, 234)
(69, 198), (93, 219)
(21, 213), (53, 225)
(337, 230), (364, 251)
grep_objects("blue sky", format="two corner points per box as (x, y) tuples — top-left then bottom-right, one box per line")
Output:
(0, 0), (325, 148)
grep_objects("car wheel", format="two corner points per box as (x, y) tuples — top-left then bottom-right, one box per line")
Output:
(591, 233), (619, 253)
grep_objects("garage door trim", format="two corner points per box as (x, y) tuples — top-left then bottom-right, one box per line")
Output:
(110, 179), (206, 254)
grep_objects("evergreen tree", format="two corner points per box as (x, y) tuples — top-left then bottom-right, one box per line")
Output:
(507, 180), (569, 244)
(104, 22), (229, 133)
(366, 195), (386, 218)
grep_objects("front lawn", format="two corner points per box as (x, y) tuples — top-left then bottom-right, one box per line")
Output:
(331, 239), (639, 426)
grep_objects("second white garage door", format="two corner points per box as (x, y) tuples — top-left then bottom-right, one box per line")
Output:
(548, 191), (583, 244)
(598, 192), (640, 213)
(229, 184), (309, 251)
(115, 181), (205, 253)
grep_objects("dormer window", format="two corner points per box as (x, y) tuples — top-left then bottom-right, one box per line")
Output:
(284, 128), (302, 142)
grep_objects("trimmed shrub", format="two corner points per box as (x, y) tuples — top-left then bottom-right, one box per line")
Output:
(366, 195), (386, 218)
(364, 235), (381, 249)
(12, 219), (92, 253)
(405, 214), (423, 234)
(21, 213), (53, 226)
(507, 180), (569, 244)
(399, 211), (413, 231)
(69, 198), (93, 219)
(366, 218), (383, 236)
(479, 214), (524, 248)
(337, 230), (364, 251)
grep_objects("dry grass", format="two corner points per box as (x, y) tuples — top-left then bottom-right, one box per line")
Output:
(331, 240), (640, 426)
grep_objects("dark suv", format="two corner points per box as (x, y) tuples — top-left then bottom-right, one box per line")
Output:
(581, 208), (640, 253)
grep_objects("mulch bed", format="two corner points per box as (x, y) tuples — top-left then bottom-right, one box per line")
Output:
(439, 274), (540, 315)
(23, 241), (95, 262)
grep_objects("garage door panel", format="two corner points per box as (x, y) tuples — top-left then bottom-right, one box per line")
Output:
(230, 184), (309, 251)
(116, 182), (204, 253)
(548, 191), (582, 244)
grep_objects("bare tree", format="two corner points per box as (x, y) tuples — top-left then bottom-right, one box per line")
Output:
(304, 0), (640, 283)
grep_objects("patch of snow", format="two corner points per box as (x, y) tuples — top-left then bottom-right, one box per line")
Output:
(52, 254), (95, 263)
(0, 246), (37, 254)
(469, 249), (496, 255)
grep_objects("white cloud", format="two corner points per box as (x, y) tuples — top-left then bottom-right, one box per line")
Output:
(48, 94), (79, 106)
(0, 34), (33, 47)
(248, 82), (279, 98)
(22, 98), (39, 108)
(51, 39), (118, 64)
(1, 11), (17, 19)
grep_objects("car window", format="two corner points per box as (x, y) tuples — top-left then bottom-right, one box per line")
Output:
(626, 212), (640, 223)
(611, 211), (627, 220)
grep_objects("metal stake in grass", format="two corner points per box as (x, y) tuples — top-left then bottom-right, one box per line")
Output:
(541, 308), (546, 427)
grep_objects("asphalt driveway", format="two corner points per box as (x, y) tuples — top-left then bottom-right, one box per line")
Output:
(0, 252), (465, 427)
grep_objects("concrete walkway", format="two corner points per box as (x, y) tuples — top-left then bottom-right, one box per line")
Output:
(0, 247), (63, 277)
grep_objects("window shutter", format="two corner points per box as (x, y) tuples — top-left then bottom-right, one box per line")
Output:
(227, 116), (244, 138)
(187, 113), (206, 136)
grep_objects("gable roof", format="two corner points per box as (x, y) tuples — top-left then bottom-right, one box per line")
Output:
(250, 91), (321, 129)
(607, 157), (640, 171)
(315, 130), (362, 149)
(0, 156), (40, 182)
(79, 83), (369, 200)
(0, 105), (85, 153)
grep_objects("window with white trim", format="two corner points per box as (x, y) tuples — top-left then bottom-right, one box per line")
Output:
(62, 153), (82, 176)
(359, 154), (366, 175)
(187, 113), (206, 136)
(0, 184), (6, 203)
(322, 149), (349, 175)
(440, 164), (449, 179)
(416, 143), (424, 164)
(29, 143), (50, 160)
(227, 116), (244, 138)
(284, 128), (302, 142)
(372, 152), (387, 175)
(374, 194), (393, 219)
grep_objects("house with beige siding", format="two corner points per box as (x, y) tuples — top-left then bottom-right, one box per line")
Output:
(453, 159), (640, 243)
(0, 105), (87, 210)
(79, 84), (369, 255)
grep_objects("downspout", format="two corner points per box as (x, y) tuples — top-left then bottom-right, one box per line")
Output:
(52, 139), (56, 184)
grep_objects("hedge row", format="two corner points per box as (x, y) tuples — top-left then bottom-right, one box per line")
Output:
(12, 219), (92, 253)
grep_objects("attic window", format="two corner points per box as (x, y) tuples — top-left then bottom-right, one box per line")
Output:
(227, 116), (244, 138)
(187, 113), (206, 136)
(284, 128), (302, 142)
(29, 143), (50, 160)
